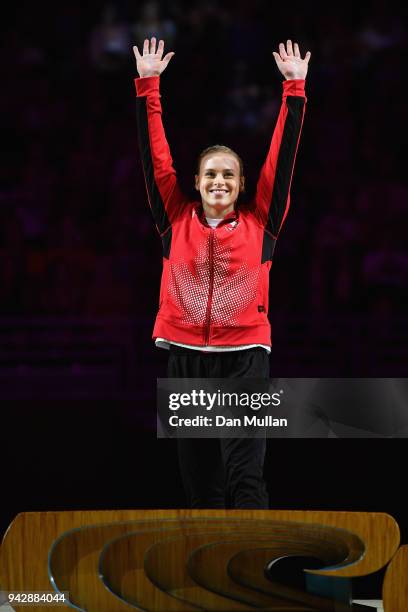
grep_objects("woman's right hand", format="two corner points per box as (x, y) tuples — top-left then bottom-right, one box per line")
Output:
(133, 37), (175, 77)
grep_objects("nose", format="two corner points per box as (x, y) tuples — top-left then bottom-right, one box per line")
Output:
(214, 173), (226, 185)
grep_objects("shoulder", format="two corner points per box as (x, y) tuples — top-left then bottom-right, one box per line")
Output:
(171, 200), (197, 225)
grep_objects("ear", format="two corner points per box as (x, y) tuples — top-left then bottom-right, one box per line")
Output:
(240, 176), (245, 192)
(195, 174), (200, 191)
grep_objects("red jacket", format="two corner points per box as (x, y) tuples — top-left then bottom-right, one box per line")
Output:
(135, 76), (306, 347)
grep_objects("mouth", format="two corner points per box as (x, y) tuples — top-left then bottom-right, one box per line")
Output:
(209, 189), (229, 195)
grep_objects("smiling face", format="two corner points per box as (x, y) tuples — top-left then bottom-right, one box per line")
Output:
(195, 153), (245, 219)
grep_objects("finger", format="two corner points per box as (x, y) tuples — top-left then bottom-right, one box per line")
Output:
(279, 42), (288, 60)
(286, 39), (293, 56)
(272, 51), (282, 65)
(133, 45), (141, 61)
(150, 36), (156, 54)
(294, 42), (300, 58)
(163, 52), (175, 66)
(304, 50), (311, 63)
(143, 38), (149, 55)
(157, 39), (164, 58)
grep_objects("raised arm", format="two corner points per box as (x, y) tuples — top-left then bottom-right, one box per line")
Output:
(254, 40), (310, 235)
(133, 38), (187, 239)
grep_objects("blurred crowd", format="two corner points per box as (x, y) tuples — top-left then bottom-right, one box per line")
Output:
(1, 0), (407, 328)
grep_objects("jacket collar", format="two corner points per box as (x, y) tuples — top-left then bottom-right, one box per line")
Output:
(194, 203), (239, 226)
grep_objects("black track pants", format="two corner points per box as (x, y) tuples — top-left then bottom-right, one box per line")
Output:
(167, 345), (270, 509)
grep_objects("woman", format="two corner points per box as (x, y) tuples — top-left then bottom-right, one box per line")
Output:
(133, 37), (310, 508)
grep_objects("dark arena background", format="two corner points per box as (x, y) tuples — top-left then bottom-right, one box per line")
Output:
(1, 0), (407, 600)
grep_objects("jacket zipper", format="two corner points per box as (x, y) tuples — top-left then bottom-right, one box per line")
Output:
(204, 229), (215, 345)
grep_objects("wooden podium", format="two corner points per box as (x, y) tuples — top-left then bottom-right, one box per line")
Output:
(0, 510), (404, 611)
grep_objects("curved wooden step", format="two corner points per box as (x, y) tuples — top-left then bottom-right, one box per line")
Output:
(0, 510), (399, 611)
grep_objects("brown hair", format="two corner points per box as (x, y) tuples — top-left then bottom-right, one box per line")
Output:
(197, 145), (244, 177)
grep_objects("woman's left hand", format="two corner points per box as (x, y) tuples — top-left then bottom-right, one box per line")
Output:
(273, 40), (311, 80)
